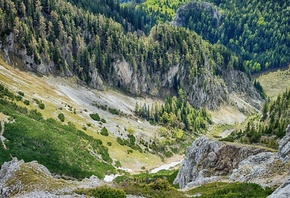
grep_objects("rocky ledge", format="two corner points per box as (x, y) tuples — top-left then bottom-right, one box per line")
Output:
(0, 158), (104, 198)
(174, 125), (290, 192)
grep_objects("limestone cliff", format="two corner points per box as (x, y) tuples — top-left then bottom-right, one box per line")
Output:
(173, 136), (266, 188)
(174, 125), (290, 189)
(278, 125), (290, 162)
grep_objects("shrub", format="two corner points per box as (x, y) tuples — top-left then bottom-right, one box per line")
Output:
(107, 142), (112, 146)
(117, 137), (125, 146)
(38, 103), (45, 110)
(28, 109), (43, 121)
(58, 113), (65, 122)
(100, 127), (109, 136)
(75, 186), (126, 198)
(18, 91), (24, 96)
(165, 150), (173, 157)
(109, 108), (120, 115)
(15, 95), (22, 101)
(127, 149), (133, 154)
(101, 118), (106, 123)
(23, 100), (30, 105)
(115, 160), (121, 168)
(90, 113), (100, 121)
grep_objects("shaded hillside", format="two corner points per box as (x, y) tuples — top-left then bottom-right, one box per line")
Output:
(173, 0), (290, 73)
(0, 0), (261, 109)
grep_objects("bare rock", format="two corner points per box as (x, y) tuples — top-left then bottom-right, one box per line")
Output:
(0, 158), (106, 197)
(268, 178), (290, 198)
(173, 136), (266, 188)
(278, 125), (290, 162)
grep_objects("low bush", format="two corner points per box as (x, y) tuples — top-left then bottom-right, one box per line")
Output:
(23, 100), (30, 105)
(90, 113), (100, 121)
(38, 103), (45, 110)
(58, 113), (65, 122)
(100, 127), (109, 136)
(75, 186), (126, 198)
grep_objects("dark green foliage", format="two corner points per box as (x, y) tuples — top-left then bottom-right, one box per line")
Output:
(0, 84), (15, 99)
(23, 100), (30, 105)
(188, 182), (273, 198)
(136, 89), (211, 132)
(254, 80), (266, 99)
(117, 137), (125, 146)
(38, 103), (45, 110)
(225, 90), (290, 148)
(127, 149), (133, 154)
(15, 95), (22, 101)
(75, 186), (126, 198)
(114, 170), (270, 198)
(33, 99), (45, 110)
(58, 113), (65, 122)
(116, 135), (143, 153)
(175, 0), (290, 73)
(90, 113), (100, 121)
(164, 150), (173, 157)
(0, 85), (115, 179)
(100, 127), (109, 136)
(108, 108), (120, 115)
(101, 118), (106, 123)
(115, 160), (121, 168)
(18, 91), (24, 96)
(0, 0), (245, 106)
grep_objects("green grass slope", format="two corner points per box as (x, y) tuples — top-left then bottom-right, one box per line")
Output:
(0, 84), (115, 179)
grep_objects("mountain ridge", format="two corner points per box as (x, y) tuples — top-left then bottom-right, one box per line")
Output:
(0, 0), (262, 110)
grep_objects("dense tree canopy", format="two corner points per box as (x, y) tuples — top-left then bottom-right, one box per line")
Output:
(170, 0), (290, 73)
(0, 0), (243, 98)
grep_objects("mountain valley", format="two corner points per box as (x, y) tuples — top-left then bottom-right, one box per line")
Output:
(0, 0), (289, 197)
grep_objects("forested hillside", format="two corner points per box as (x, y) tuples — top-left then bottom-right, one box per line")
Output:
(0, 0), (261, 109)
(224, 90), (290, 148)
(173, 0), (290, 73)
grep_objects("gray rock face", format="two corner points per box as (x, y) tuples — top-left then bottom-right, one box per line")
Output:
(278, 125), (290, 162)
(268, 178), (290, 198)
(0, 158), (26, 198)
(173, 136), (266, 188)
(0, 158), (106, 197)
(174, 126), (290, 190)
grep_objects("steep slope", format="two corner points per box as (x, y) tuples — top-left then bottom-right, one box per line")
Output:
(0, 0), (261, 109)
(0, 59), (184, 176)
(173, 0), (290, 73)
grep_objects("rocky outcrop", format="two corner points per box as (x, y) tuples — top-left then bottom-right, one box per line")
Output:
(174, 128), (290, 189)
(278, 125), (290, 162)
(268, 178), (290, 198)
(173, 136), (266, 188)
(0, 158), (104, 197)
(172, 2), (222, 28)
